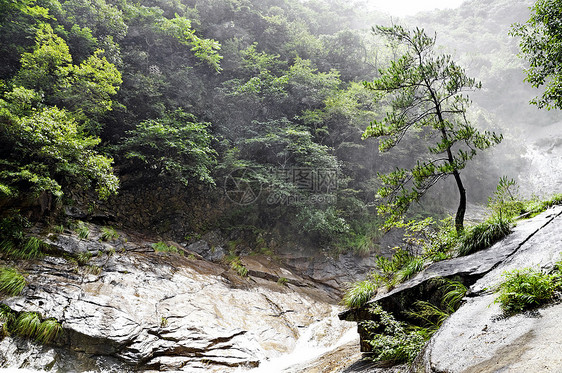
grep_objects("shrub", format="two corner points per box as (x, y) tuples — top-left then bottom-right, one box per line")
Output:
(229, 257), (248, 277)
(360, 304), (426, 364)
(0, 267), (27, 296)
(494, 267), (559, 314)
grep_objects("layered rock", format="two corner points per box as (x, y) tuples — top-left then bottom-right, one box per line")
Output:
(0, 227), (356, 372)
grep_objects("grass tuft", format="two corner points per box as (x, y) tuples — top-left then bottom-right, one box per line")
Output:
(100, 226), (119, 241)
(152, 241), (181, 254)
(0, 267), (27, 296)
(342, 278), (379, 308)
(458, 217), (512, 256)
(35, 318), (63, 344)
(76, 222), (90, 239)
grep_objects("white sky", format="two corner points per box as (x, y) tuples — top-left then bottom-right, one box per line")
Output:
(369, 0), (465, 17)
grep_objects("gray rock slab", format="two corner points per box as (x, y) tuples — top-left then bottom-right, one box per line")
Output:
(419, 206), (562, 372)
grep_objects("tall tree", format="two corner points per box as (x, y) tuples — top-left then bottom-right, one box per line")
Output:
(363, 25), (502, 232)
(511, 0), (562, 110)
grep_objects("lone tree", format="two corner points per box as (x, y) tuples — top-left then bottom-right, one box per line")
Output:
(363, 26), (502, 233)
(511, 0), (562, 110)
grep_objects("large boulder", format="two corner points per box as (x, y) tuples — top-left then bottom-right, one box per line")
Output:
(415, 205), (562, 372)
(340, 205), (562, 367)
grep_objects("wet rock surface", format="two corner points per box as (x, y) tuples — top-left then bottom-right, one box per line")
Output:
(0, 226), (361, 372)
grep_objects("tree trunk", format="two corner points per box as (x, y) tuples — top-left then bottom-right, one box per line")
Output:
(453, 169), (466, 233)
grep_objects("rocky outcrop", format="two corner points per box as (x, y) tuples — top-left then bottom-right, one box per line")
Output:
(0, 226), (356, 372)
(340, 205), (562, 370)
(415, 205), (562, 373)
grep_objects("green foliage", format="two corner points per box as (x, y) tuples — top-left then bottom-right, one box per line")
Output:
(13, 311), (41, 338)
(118, 110), (216, 187)
(494, 267), (560, 314)
(3, 310), (62, 344)
(0, 215), (45, 260)
(277, 277), (288, 286)
(151, 241), (180, 254)
(360, 304), (426, 364)
(158, 14), (222, 72)
(0, 267), (27, 296)
(76, 251), (92, 265)
(230, 257), (248, 277)
(1, 235), (47, 260)
(406, 279), (467, 334)
(457, 217), (512, 256)
(75, 222), (90, 239)
(100, 226), (119, 241)
(0, 89), (119, 200)
(35, 317), (63, 344)
(224, 254), (248, 277)
(487, 176), (524, 221)
(342, 278), (379, 308)
(363, 25), (502, 232)
(511, 0), (562, 110)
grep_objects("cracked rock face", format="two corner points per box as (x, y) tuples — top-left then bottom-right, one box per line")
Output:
(0, 229), (352, 372)
(417, 206), (562, 373)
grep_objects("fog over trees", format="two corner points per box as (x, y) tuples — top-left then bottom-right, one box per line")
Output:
(1, 0), (559, 252)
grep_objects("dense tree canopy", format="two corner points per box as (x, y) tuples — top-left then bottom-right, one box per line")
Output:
(511, 0), (562, 110)
(0, 0), (543, 250)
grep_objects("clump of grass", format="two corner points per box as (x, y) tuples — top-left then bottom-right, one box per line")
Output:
(396, 257), (425, 282)
(1, 308), (63, 344)
(152, 241), (181, 254)
(13, 312), (41, 338)
(75, 222), (90, 239)
(0, 236), (47, 260)
(342, 278), (379, 308)
(406, 279), (467, 335)
(100, 226), (119, 241)
(84, 265), (102, 275)
(35, 318), (62, 344)
(76, 251), (93, 265)
(277, 277), (288, 286)
(458, 217), (512, 256)
(0, 267), (27, 296)
(494, 267), (559, 314)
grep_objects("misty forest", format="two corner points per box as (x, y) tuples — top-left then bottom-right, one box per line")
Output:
(0, 0), (561, 371)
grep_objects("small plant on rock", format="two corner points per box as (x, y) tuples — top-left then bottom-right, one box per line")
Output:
(0, 267), (27, 296)
(100, 226), (119, 241)
(76, 222), (90, 239)
(343, 277), (381, 308)
(494, 267), (560, 314)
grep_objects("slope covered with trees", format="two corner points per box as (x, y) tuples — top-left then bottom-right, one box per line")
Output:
(0, 0), (553, 253)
